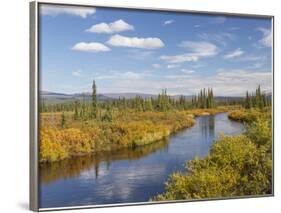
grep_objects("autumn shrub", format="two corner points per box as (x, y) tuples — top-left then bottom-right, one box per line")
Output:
(228, 108), (270, 123)
(245, 118), (272, 146)
(153, 115), (272, 201)
(228, 110), (248, 122)
(39, 110), (211, 162)
(40, 128), (68, 162)
(59, 128), (92, 154)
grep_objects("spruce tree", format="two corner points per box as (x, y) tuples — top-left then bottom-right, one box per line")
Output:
(61, 112), (66, 128)
(74, 101), (79, 120)
(245, 91), (250, 109)
(92, 80), (98, 118)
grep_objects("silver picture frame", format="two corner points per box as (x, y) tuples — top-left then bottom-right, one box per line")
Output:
(30, 1), (274, 211)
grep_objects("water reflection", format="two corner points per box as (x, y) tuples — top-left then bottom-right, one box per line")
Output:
(40, 138), (169, 184)
(199, 115), (215, 144)
(40, 113), (244, 208)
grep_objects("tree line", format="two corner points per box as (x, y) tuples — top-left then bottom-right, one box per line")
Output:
(40, 80), (217, 117)
(244, 85), (271, 109)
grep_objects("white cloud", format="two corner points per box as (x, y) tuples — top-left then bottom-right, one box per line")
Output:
(72, 70), (82, 77)
(239, 55), (265, 62)
(160, 41), (217, 64)
(95, 71), (143, 80)
(223, 48), (244, 59)
(179, 41), (218, 57)
(181, 69), (195, 74)
(164, 74), (188, 79)
(40, 5), (96, 18)
(211, 70), (272, 95)
(72, 42), (111, 52)
(160, 54), (199, 64)
(198, 32), (235, 46)
(258, 27), (272, 47)
(96, 69), (272, 96)
(127, 49), (154, 60)
(167, 64), (179, 69)
(86, 19), (134, 34)
(194, 24), (201, 28)
(247, 62), (265, 69)
(107, 34), (164, 49)
(163, 19), (174, 26)
(152, 64), (161, 69)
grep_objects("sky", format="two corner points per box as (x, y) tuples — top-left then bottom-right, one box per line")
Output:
(39, 4), (272, 96)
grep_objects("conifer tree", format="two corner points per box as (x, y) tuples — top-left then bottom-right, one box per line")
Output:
(61, 112), (66, 128)
(145, 98), (153, 111)
(74, 101), (79, 120)
(91, 80), (98, 118)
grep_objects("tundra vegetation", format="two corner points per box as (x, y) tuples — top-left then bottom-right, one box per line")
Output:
(40, 80), (228, 163)
(40, 80), (272, 199)
(153, 88), (272, 200)
(40, 82), (271, 164)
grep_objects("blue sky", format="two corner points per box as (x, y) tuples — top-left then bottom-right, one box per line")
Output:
(39, 4), (272, 96)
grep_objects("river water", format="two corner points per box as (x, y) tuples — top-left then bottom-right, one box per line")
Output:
(40, 112), (244, 208)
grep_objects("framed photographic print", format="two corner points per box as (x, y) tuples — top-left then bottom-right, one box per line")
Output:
(30, 1), (274, 211)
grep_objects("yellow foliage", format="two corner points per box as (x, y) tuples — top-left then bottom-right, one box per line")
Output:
(153, 110), (272, 201)
(40, 110), (196, 162)
(40, 128), (68, 162)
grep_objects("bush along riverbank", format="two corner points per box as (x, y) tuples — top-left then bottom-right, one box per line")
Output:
(152, 109), (272, 200)
(39, 108), (227, 163)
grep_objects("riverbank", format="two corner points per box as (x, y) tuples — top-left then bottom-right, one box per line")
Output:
(228, 107), (271, 122)
(153, 108), (272, 201)
(40, 107), (227, 163)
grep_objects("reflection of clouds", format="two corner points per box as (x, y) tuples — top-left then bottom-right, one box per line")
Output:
(79, 162), (110, 180)
(79, 161), (166, 201)
(214, 113), (244, 137)
(41, 113), (245, 207)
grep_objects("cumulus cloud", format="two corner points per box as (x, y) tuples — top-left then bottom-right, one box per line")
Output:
(107, 34), (164, 49)
(72, 70), (82, 77)
(72, 42), (111, 52)
(86, 19), (134, 34)
(258, 27), (272, 47)
(223, 48), (244, 59)
(179, 41), (218, 57)
(163, 19), (174, 26)
(40, 4), (96, 18)
(160, 41), (217, 63)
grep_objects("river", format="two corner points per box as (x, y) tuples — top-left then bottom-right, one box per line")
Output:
(39, 112), (244, 208)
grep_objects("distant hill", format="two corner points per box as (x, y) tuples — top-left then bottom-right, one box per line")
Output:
(41, 91), (250, 104)
(40, 91), (110, 103)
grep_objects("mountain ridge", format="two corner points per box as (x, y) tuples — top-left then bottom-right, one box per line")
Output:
(40, 90), (251, 104)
